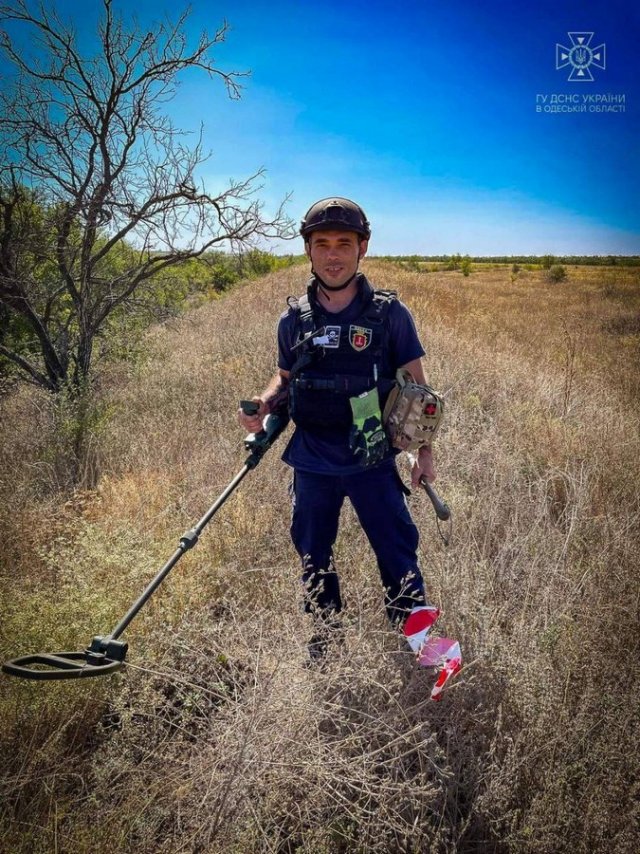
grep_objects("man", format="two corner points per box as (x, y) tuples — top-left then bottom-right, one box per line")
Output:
(238, 197), (436, 659)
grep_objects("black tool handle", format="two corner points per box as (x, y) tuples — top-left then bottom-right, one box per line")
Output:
(240, 399), (260, 416)
(421, 478), (452, 521)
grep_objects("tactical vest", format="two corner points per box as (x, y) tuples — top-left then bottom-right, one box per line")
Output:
(287, 278), (397, 436)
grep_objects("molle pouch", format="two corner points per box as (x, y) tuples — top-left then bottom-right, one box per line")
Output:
(382, 369), (445, 451)
(349, 387), (389, 467)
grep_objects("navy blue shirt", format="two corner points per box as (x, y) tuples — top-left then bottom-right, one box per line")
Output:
(278, 276), (425, 474)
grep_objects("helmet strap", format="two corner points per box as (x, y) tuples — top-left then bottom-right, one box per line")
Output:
(310, 248), (363, 302)
(312, 268), (358, 301)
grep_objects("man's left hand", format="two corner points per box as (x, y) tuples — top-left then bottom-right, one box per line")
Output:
(411, 446), (436, 488)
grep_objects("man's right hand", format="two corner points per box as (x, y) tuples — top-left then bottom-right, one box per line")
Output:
(237, 397), (268, 433)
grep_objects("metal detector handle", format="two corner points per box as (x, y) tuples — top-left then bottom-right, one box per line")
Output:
(241, 400), (289, 468)
(240, 399), (260, 416)
(420, 477), (451, 521)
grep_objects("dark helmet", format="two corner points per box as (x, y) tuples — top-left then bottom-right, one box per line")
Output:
(300, 197), (371, 241)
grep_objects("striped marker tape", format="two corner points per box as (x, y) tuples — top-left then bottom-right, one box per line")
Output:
(403, 605), (440, 653)
(403, 607), (462, 700)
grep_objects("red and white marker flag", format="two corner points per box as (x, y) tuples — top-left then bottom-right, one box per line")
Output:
(403, 606), (462, 700)
(403, 605), (440, 653)
(420, 638), (462, 701)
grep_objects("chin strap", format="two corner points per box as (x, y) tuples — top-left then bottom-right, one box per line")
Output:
(311, 250), (364, 302)
(312, 269), (357, 301)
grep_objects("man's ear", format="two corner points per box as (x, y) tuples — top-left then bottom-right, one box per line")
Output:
(358, 238), (369, 259)
(304, 239), (311, 259)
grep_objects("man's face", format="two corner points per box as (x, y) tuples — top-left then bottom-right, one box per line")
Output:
(306, 229), (368, 287)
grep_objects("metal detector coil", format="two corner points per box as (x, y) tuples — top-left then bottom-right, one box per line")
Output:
(2, 407), (289, 681)
(2, 637), (128, 681)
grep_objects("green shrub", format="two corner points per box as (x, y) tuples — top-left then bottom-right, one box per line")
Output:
(548, 264), (567, 283)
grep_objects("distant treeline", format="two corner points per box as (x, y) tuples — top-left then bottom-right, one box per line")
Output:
(372, 254), (640, 267)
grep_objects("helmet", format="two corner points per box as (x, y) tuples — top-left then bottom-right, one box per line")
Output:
(300, 197), (371, 240)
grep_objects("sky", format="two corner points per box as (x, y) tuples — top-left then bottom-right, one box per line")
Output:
(4, 0), (640, 255)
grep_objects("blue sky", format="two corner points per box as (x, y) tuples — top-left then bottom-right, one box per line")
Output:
(6, 0), (640, 254)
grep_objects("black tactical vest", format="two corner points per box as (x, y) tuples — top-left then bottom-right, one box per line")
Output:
(287, 277), (397, 436)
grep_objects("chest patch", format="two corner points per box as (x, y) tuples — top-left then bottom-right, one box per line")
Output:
(349, 325), (372, 351)
(322, 325), (341, 348)
(307, 324), (341, 349)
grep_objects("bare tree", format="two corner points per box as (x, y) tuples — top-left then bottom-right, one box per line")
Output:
(0, 0), (292, 394)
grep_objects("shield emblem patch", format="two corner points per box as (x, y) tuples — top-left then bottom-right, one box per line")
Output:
(349, 325), (372, 351)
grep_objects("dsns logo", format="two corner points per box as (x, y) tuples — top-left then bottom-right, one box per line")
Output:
(556, 32), (606, 82)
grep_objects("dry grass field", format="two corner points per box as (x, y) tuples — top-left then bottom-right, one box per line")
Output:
(1, 260), (639, 853)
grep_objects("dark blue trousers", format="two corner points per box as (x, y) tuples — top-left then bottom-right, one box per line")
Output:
(290, 463), (426, 624)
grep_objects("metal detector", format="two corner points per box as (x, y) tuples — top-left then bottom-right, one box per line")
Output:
(2, 403), (288, 681)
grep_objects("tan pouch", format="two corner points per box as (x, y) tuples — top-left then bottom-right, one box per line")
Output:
(383, 369), (444, 451)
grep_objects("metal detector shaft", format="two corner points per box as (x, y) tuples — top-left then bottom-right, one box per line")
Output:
(111, 407), (289, 640)
(110, 463), (252, 641)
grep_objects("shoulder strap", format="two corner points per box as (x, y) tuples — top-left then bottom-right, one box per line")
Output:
(373, 288), (398, 302)
(286, 291), (318, 336)
(287, 291), (323, 379)
(297, 293), (315, 331)
(363, 288), (397, 324)
(288, 282), (396, 334)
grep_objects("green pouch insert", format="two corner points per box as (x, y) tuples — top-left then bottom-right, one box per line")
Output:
(349, 387), (389, 467)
